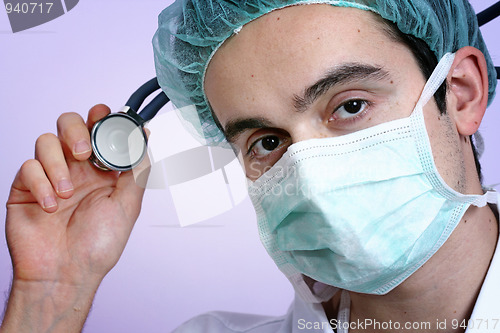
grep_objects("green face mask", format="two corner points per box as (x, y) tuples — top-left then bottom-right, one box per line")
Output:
(248, 53), (498, 300)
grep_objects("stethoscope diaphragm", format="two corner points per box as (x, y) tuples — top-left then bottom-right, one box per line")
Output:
(90, 109), (148, 171)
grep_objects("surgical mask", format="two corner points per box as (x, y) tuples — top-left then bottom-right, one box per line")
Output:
(248, 53), (498, 298)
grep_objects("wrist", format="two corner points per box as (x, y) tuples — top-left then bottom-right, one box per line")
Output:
(1, 279), (100, 332)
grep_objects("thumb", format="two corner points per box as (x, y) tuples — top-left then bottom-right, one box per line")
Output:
(112, 150), (151, 221)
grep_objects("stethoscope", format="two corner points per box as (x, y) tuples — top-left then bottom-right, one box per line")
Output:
(477, 1), (500, 79)
(90, 1), (500, 172)
(90, 78), (169, 171)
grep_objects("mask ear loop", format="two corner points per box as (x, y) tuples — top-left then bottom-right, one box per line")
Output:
(414, 52), (456, 111)
(477, 1), (500, 78)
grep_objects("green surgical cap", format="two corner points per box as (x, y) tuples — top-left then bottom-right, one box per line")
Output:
(153, 0), (497, 147)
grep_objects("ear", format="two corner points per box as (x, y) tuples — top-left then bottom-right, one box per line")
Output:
(446, 46), (489, 136)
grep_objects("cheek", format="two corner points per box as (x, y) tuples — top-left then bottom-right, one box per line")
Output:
(423, 104), (466, 193)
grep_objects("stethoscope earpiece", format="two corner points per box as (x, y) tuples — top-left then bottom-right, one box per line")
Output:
(90, 78), (169, 172)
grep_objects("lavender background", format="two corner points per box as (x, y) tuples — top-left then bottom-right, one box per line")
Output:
(0, 1), (499, 332)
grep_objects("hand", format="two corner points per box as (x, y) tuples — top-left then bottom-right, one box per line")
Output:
(2, 104), (148, 331)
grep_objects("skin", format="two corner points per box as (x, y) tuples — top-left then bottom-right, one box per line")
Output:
(0, 4), (496, 333)
(205, 5), (497, 333)
(2, 106), (149, 332)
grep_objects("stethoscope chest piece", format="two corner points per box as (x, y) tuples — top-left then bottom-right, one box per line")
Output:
(90, 108), (147, 172)
(89, 77), (169, 172)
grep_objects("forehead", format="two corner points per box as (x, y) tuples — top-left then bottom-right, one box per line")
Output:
(204, 4), (416, 125)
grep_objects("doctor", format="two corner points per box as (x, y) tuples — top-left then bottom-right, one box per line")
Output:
(2, 0), (499, 332)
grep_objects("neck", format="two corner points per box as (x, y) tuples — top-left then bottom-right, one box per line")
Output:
(330, 204), (498, 333)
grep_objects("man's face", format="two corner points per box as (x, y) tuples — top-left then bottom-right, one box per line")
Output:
(205, 5), (467, 190)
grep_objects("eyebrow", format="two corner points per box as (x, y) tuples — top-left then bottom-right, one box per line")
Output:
(293, 63), (390, 112)
(223, 63), (390, 143)
(224, 117), (274, 144)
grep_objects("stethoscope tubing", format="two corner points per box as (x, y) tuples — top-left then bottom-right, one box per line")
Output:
(477, 0), (500, 78)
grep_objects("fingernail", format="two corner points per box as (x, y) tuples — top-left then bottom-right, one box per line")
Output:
(43, 196), (57, 209)
(57, 179), (73, 193)
(74, 140), (91, 155)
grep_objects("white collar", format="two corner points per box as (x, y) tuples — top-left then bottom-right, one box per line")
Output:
(466, 196), (500, 332)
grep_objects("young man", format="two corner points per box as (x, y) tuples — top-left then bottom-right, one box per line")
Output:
(2, 0), (499, 332)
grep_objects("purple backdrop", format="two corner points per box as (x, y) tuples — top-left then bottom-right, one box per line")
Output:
(0, 1), (499, 332)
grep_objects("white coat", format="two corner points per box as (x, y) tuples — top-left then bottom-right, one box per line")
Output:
(173, 205), (500, 333)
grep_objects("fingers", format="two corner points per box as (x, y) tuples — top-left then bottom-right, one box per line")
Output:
(35, 133), (74, 199)
(86, 104), (111, 130)
(11, 106), (112, 213)
(56, 105), (111, 161)
(41, 108), (109, 199)
(13, 159), (59, 213)
(56, 112), (92, 161)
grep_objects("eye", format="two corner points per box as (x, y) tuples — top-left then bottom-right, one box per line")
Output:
(243, 130), (291, 180)
(248, 135), (287, 158)
(329, 99), (369, 122)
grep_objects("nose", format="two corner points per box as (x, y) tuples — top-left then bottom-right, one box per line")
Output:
(288, 121), (332, 144)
